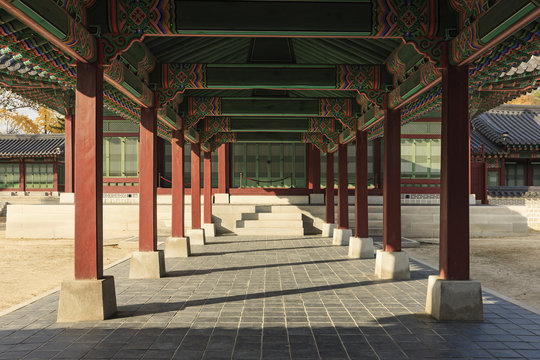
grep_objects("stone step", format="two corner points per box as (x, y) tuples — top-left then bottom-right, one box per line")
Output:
(235, 227), (305, 236)
(241, 212), (303, 220)
(268, 206), (306, 214)
(236, 220), (304, 229)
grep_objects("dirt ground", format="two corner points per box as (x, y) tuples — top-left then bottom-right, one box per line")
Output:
(406, 231), (540, 312)
(0, 219), (138, 313)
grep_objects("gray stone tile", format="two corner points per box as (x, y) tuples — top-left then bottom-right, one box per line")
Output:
(0, 235), (539, 359)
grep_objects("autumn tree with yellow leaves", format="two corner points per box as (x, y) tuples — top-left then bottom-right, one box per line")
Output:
(0, 88), (63, 134)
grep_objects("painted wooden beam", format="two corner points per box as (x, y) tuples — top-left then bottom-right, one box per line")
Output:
(183, 97), (358, 118)
(159, 64), (382, 100)
(450, 1), (539, 65)
(0, 0), (96, 62)
(234, 132), (304, 143)
(0, 0), (156, 109)
(104, 59), (154, 108)
(102, 0), (440, 38)
(230, 118), (309, 132)
(388, 61), (441, 109)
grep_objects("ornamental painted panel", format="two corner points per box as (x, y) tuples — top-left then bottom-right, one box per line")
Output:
(336, 65), (379, 91)
(302, 133), (326, 152)
(165, 64), (206, 90)
(205, 117), (231, 133)
(159, 63), (207, 106)
(449, 0), (491, 29)
(319, 98), (351, 118)
(108, 0), (175, 34)
(308, 118), (334, 135)
(189, 97), (221, 117)
(371, 0), (438, 38)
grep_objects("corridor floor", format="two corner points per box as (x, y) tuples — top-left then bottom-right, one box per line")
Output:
(0, 235), (539, 359)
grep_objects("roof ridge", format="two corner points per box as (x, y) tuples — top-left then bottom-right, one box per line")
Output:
(0, 134), (65, 140)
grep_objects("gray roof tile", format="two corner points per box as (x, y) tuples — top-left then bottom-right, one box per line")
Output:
(0, 134), (64, 158)
(471, 105), (540, 147)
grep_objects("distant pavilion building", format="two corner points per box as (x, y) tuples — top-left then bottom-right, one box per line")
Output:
(0, 134), (64, 192)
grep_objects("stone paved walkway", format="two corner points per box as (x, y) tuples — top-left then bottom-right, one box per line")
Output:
(0, 235), (539, 359)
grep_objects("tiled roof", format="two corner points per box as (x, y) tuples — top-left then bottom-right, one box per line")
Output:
(470, 130), (501, 155)
(488, 186), (540, 198)
(0, 134), (64, 158)
(471, 105), (540, 147)
(499, 55), (540, 77)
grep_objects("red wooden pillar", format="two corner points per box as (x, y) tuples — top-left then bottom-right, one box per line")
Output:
(156, 137), (165, 187)
(337, 143), (349, 229)
(383, 99), (402, 252)
(64, 110), (74, 193)
(191, 142), (201, 229)
(355, 131), (369, 238)
(500, 159), (506, 186)
(204, 151), (212, 224)
(139, 106), (158, 252)
(171, 129), (185, 238)
(326, 151), (335, 224)
(440, 63), (470, 280)
(526, 160), (533, 186)
(218, 144), (229, 193)
(306, 144), (311, 189)
(227, 143), (232, 190)
(53, 159), (59, 192)
(373, 138), (382, 189)
(74, 61), (103, 280)
(19, 159), (25, 192)
(311, 145), (321, 193)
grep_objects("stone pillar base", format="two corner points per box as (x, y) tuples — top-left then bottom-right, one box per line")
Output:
(165, 237), (190, 258)
(202, 223), (216, 237)
(309, 193), (325, 205)
(332, 228), (352, 246)
(426, 275), (484, 321)
(322, 223), (336, 237)
(374, 250), (410, 280)
(348, 237), (374, 259)
(57, 276), (117, 322)
(129, 250), (165, 279)
(214, 193), (230, 204)
(186, 229), (205, 245)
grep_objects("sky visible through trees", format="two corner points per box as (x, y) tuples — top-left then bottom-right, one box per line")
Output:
(0, 88), (63, 134)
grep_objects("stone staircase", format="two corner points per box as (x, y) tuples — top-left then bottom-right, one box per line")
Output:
(235, 205), (304, 236)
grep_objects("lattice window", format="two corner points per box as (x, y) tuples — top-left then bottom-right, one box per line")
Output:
(104, 120), (139, 133)
(0, 163), (20, 189)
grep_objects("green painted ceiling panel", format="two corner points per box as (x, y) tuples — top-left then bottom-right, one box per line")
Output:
(175, 1), (373, 34)
(221, 98), (320, 116)
(231, 118), (309, 132)
(206, 66), (337, 88)
(235, 132), (303, 142)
